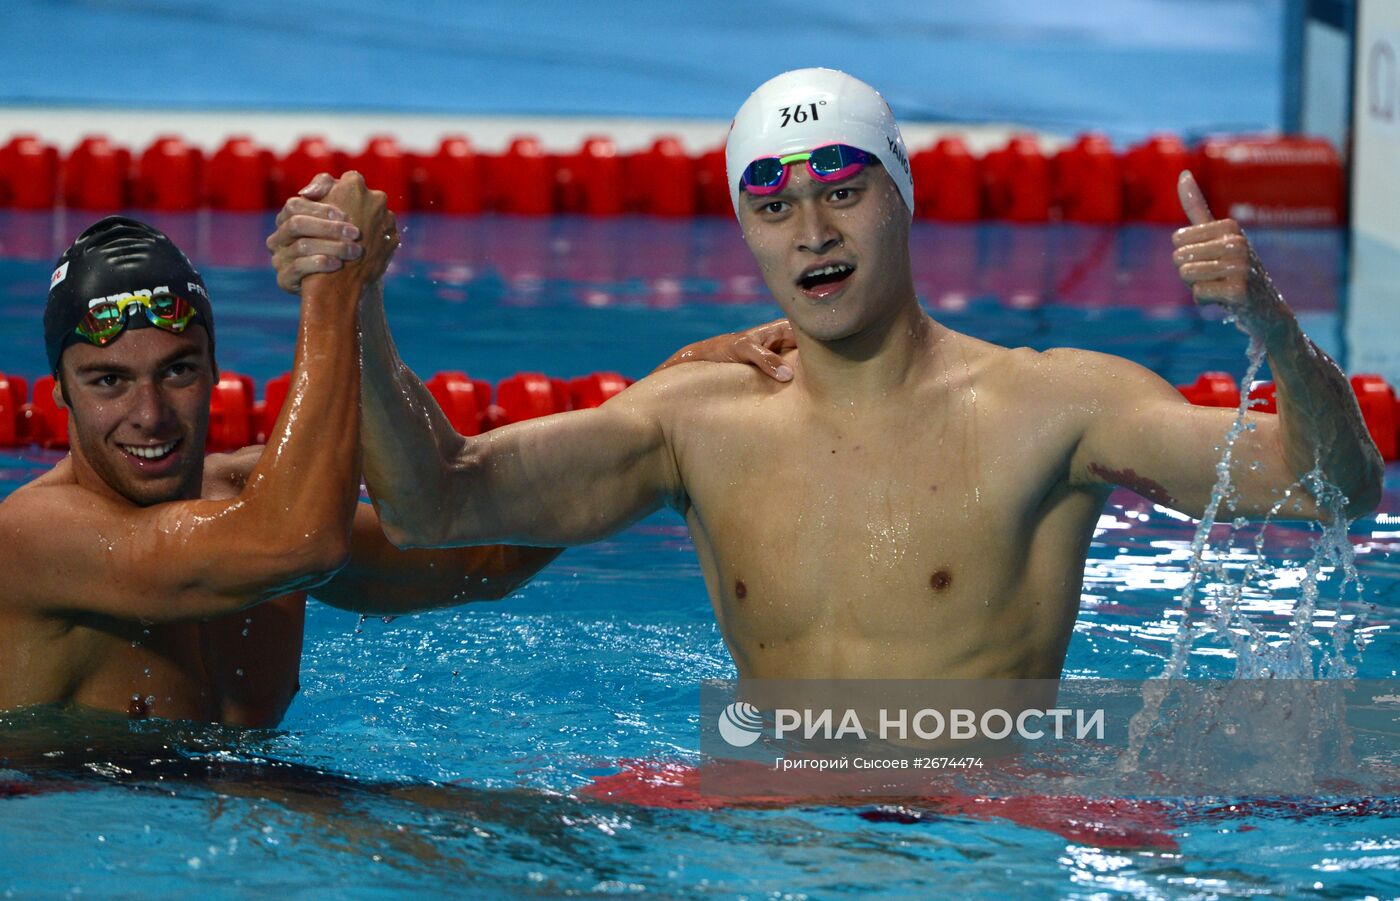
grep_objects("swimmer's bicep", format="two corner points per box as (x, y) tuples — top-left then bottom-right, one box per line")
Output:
(1066, 354), (1186, 484)
(446, 396), (679, 545)
(0, 488), (296, 620)
(1066, 357), (1220, 512)
(1072, 376), (1301, 519)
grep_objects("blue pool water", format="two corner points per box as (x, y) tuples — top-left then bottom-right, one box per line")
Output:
(1, 213), (1397, 897)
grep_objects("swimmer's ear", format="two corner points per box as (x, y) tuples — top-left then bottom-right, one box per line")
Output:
(52, 377), (67, 410)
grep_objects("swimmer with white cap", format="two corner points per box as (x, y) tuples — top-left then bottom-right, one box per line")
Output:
(724, 67), (915, 217)
(272, 69), (1380, 682)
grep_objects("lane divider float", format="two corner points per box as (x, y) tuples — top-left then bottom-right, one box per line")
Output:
(0, 369), (1394, 462)
(0, 131), (1345, 225)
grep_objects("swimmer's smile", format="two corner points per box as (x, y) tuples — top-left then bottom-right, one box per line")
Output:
(118, 437), (182, 473)
(798, 261), (856, 300)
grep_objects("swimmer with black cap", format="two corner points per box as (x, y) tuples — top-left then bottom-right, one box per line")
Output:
(0, 175), (396, 724)
(272, 70), (1380, 682)
(45, 216), (217, 375)
(0, 175), (543, 726)
(38, 216), (219, 504)
(0, 174), (802, 729)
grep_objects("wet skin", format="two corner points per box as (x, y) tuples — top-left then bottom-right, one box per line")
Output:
(682, 169), (1372, 678)
(0, 429), (556, 725)
(0, 177), (566, 727)
(0, 328), (302, 724)
(347, 166), (1380, 683)
(0, 179), (798, 724)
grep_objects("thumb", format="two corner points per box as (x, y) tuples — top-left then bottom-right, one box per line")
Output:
(1177, 170), (1215, 225)
(298, 172), (336, 199)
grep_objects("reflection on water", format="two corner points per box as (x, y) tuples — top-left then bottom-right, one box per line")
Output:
(0, 212), (1343, 386)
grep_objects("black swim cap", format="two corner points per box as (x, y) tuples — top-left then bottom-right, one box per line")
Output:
(44, 216), (215, 374)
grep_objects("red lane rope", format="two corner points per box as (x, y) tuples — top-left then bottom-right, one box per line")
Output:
(0, 369), (1394, 460)
(0, 132), (1345, 225)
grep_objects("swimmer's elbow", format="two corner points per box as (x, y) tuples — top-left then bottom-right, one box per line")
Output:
(1321, 440), (1384, 521)
(310, 539), (353, 581)
(376, 482), (482, 549)
(274, 531), (353, 586)
(1343, 458), (1384, 520)
(475, 566), (536, 602)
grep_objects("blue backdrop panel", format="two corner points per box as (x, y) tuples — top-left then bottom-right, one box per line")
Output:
(2, 0), (1283, 142)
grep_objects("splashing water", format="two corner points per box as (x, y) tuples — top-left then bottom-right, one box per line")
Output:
(1155, 335), (1365, 679)
(1124, 334), (1369, 767)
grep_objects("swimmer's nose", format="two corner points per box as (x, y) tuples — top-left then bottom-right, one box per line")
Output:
(795, 206), (841, 256)
(128, 380), (175, 432)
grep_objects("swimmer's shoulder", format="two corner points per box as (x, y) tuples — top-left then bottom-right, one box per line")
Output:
(17, 454), (76, 491)
(615, 356), (792, 417)
(921, 329), (1028, 394)
(0, 459), (94, 606)
(0, 455), (79, 523)
(984, 344), (1182, 410)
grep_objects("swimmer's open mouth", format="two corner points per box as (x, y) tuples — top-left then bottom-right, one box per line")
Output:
(798, 262), (856, 294)
(120, 439), (179, 461)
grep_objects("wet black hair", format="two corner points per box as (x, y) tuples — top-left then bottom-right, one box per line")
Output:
(44, 216), (214, 374)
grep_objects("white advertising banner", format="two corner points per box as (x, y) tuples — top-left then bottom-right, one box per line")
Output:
(1348, 0), (1400, 382)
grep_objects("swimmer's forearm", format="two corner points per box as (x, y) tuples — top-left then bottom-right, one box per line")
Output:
(1253, 267), (1383, 517)
(230, 272), (363, 575)
(357, 282), (473, 546)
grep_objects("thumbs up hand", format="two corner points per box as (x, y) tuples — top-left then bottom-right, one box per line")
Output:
(1171, 170), (1285, 337)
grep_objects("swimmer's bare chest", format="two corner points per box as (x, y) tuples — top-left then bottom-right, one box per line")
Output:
(0, 595), (303, 726)
(0, 610), (218, 719)
(0, 450), (302, 726)
(674, 370), (1107, 680)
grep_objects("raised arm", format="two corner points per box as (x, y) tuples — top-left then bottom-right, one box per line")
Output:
(0, 173), (395, 623)
(357, 281), (683, 547)
(1069, 172), (1382, 520)
(265, 174), (797, 550)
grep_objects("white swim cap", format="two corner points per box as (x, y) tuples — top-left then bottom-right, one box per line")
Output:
(726, 68), (914, 216)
